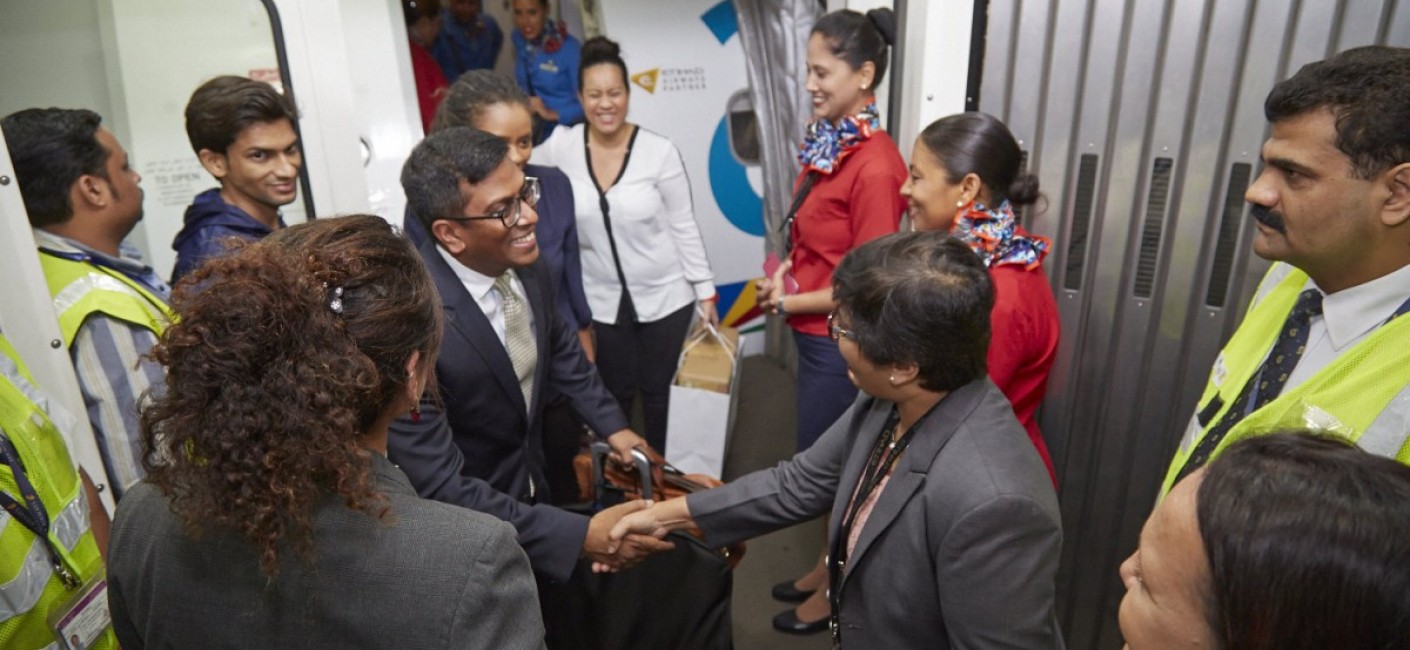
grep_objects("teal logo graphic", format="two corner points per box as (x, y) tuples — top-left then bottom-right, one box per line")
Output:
(702, 0), (764, 236)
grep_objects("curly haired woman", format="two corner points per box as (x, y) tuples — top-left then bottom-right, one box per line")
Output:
(105, 215), (546, 649)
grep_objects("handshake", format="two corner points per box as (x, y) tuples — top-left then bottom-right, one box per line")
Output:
(578, 430), (701, 572)
(582, 497), (696, 573)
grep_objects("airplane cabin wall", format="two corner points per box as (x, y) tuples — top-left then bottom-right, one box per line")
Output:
(979, 1), (1410, 647)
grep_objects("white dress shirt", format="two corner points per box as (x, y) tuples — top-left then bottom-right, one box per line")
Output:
(436, 246), (536, 346)
(1282, 262), (1410, 392)
(533, 124), (715, 324)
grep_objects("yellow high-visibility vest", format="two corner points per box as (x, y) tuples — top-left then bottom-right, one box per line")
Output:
(37, 251), (170, 346)
(0, 335), (115, 649)
(1161, 264), (1410, 495)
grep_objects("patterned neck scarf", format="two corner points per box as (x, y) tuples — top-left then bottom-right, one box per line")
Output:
(527, 19), (567, 53)
(798, 99), (880, 175)
(951, 200), (1051, 270)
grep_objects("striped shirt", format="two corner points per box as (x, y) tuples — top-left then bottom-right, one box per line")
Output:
(32, 230), (169, 499)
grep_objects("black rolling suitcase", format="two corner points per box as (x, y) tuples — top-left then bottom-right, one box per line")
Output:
(550, 443), (737, 650)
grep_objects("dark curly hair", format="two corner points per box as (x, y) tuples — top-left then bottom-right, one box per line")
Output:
(832, 231), (993, 392)
(1265, 45), (1410, 179)
(140, 214), (442, 576)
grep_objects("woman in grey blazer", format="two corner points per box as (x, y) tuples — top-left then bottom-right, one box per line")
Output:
(107, 216), (545, 649)
(610, 232), (1065, 648)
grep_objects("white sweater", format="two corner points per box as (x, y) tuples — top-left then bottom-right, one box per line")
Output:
(534, 124), (715, 324)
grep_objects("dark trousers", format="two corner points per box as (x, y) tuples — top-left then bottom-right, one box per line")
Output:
(541, 395), (588, 506)
(793, 330), (858, 452)
(537, 568), (599, 650)
(594, 300), (694, 454)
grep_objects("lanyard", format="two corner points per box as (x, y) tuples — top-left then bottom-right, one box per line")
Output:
(1390, 294), (1410, 322)
(37, 247), (169, 303)
(0, 432), (81, 588)
(836, 408), (915, 568)
(828, 403), (937, 646)
(780, 171), (818, 255)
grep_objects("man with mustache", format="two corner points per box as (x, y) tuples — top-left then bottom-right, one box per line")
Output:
(1160, 46), (1410, 494)
(2, 108), (171, 499)
(171, 75), (302, 283)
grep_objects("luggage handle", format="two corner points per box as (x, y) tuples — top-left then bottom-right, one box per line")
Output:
(587, 441), (747, 569)
(589, 441), (654, 502)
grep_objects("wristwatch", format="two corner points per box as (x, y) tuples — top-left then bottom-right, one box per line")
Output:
(776, 295), (788, 316)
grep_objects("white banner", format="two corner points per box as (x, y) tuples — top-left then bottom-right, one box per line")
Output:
(597, 0), (766, 347)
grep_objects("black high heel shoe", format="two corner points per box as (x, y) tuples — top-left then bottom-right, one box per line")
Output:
(771, 608), (829, 635)
(770, 579), (816, 603)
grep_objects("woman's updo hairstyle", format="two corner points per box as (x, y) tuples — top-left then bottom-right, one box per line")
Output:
(141, 215), (442, 576)
(431, 70), (530, 134)
(812, 8), (897, 91)
(579, 36), (629, 91)
(920, 112), (1042, 209)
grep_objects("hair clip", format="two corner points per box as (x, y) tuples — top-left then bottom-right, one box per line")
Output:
(329, 286), (345, 315)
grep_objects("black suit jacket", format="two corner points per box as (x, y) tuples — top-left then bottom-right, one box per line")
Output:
(389, 239), (629, 582)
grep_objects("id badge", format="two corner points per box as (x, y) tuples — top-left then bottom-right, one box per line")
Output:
(46, 576), (111, 650)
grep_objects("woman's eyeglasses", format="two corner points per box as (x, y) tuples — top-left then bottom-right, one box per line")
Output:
(827, 310), (856, 342)
(441, 176), (541, 228)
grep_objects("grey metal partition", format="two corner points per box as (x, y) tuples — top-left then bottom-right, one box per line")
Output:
(978, 1), (1410, 647)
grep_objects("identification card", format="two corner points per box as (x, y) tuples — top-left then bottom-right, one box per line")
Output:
(47, 576), (111, 650)
(1211, 353), (1227, 387)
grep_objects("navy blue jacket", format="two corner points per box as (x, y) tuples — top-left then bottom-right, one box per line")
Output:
(170, 188), (283, 283)
(431, 9), (503, 81)
(388, 239), (627, 582)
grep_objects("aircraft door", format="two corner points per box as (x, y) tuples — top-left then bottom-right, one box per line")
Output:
(979, 1), (1410, 647)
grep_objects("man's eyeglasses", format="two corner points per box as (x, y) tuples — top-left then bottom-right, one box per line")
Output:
(441, 176), (541, 228)
(827, 310), (856, 342)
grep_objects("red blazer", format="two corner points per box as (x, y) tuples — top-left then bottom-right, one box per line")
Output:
(786, 132), (906, 337)
(410, 41), (448, 131)
(987, 258), (1059, 484)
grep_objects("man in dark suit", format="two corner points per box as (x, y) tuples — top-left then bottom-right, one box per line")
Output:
(392, 127), (669, 586)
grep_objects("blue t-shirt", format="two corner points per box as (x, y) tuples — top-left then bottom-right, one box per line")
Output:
(512, 28), (584, 129)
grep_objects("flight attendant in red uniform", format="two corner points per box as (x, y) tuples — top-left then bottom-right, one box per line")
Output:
(902, 112), (1060, 485)
(756, 7), (906, 635)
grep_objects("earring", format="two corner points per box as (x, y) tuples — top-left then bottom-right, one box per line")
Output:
(889, 375), (897, 384)
(956, 200), (965, 208)
(411, 405), (422, 424)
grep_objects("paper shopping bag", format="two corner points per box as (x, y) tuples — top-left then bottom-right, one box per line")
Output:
(666, 323), (742, 476)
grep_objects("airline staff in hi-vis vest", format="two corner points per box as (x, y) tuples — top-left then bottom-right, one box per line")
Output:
(1163, 45), (1410, 495)
(0, 333), (115, 650)
(2, 108), (172, 500)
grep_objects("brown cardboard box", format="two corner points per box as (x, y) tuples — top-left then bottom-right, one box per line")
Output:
(674, 325), (739, 394)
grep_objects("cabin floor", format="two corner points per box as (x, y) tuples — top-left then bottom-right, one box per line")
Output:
(721, 355), (831, 650)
